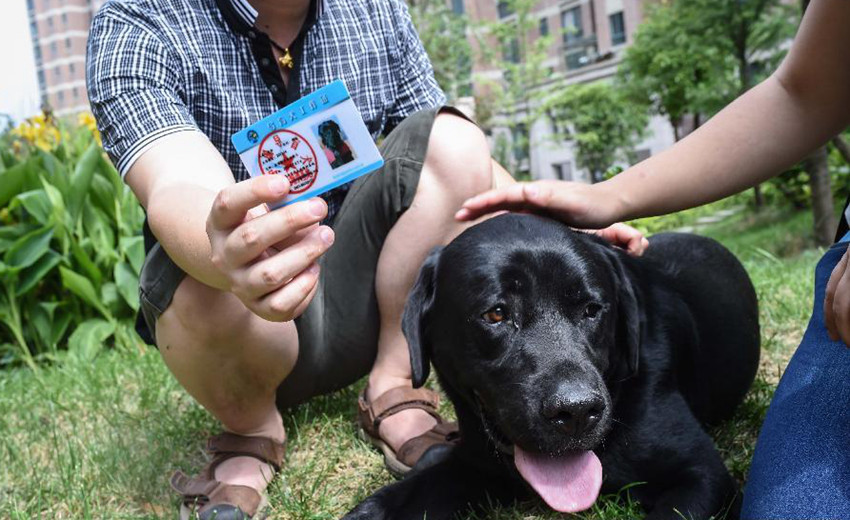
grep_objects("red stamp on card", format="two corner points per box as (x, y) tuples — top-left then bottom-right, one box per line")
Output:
(257, 129), (319, 194)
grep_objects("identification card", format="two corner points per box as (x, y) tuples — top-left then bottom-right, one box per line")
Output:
(231, 80), (384, 208)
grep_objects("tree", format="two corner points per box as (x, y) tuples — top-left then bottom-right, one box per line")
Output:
(621, 0), (795, 206)
(475, 0), (553, 175)
(545, 83), (648, 183)
(619, 3), (734, 141)
(408, 0), (473, 103)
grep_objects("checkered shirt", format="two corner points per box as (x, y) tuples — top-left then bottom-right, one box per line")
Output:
(86, 0), (446, 222)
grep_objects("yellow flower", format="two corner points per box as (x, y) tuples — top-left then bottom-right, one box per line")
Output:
(12, 112), (61, 151)
(78, 112), (102, 145)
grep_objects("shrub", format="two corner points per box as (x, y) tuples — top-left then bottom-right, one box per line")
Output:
(0, 113), (144, 368)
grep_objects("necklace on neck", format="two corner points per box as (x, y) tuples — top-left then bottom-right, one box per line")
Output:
(270, 40), (295, 69)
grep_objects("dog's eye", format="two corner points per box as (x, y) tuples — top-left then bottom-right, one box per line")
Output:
(584, 303), (603, 319)
(482, 306), (506, 324)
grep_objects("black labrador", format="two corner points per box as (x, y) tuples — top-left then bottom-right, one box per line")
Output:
(345, 214), (760, 520)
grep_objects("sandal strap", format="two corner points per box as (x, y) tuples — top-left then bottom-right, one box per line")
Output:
(171, 470), (219, 499)
(358, 385), (442, 435)
(206, 432), (286, 472)
(171, 471), (263, 517)
(396, 421), (460, 467)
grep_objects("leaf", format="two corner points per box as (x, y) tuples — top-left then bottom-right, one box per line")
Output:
(28, 304), (54, 352)
(16, 250), (62, 296)
(0, 162), (28, 207)
(4, 226), (53, 269)
(90, 175), (117, 221)
(35, 302), (73, 348)
(0, 223), (35, 255)
(51, 311), (73, 347)
(119, 236), (145, 275)
(83, 204), (116, 264)
(100, 282), (121, 314)
(67, 318), (115, 362)
(37, 150), (69, 191)
(69, 239), (102, 287)
(68, 143), (100, 221)
(11, 190), (52, 225)
(114, 261), (139, 311)
(59, 266), (111, 319)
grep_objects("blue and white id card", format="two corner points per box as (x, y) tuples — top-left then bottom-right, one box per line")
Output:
(231, 80), (384, 208)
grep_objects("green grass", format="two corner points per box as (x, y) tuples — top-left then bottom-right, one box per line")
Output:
(0, 204), (825, 519)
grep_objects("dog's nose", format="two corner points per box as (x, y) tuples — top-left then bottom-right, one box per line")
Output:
(542, 390), (604, 437)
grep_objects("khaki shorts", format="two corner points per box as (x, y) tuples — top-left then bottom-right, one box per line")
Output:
(138, 107), (467, 409)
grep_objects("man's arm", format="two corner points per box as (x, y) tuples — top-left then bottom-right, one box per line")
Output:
(126, 132), (334, 322)
(456, 0), (850, 226)
(127, 132), (235, 289)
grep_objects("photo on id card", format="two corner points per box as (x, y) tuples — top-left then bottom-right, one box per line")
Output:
(230, 80), (384, 208)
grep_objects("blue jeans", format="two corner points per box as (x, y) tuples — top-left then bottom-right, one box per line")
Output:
(742, 239), (850, 519)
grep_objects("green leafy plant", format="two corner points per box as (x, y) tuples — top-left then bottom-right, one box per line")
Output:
(0, 120), (145, 368)
(545, 82), (648, 183)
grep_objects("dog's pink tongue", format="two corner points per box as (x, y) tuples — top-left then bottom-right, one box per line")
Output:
(514, 446), (602, 513)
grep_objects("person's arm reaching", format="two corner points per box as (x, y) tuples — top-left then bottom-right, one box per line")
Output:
(456, 0), (850, 228)
(126, 132), (334, 322)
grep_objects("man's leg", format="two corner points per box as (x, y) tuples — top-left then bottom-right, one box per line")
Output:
(155, 275), (296, 490)
(367, 111), (509, 450)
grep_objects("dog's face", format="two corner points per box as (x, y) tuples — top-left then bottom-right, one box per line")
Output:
(319, 121), (343, 148)
(404, 214), (641, 459)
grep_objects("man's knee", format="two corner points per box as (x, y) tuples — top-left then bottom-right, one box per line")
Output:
(156, 276), (251, 348)
(424, 112), (493, 198)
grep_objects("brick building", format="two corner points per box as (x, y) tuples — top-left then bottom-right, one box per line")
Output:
(459, 0), (676, 182)
(26, 0), (106, 117)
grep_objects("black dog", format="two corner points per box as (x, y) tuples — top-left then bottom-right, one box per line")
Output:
(344, 214), (760, 520)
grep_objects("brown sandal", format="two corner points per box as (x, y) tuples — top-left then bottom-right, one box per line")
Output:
(358, 385), (460, 477)
(170, 432), (286, 520)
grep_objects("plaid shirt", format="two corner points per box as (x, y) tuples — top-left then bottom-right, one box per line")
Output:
(86, 0), (445, 223)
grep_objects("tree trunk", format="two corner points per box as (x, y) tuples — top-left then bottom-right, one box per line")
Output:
(670, 116), (681, 142)
(806, 145), (837, 246)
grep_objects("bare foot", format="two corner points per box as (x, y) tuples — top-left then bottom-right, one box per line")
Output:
(367, 374), (438, 453)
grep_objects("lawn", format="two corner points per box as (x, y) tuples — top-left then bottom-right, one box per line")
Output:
(0, 203), (824, 519)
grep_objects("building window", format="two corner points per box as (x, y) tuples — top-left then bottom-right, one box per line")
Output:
(562, 6), (592, 70)
(552, 162), (573, 181)
(511, 124), (528, 162)
(69, 62), (75, 75)
(50, 41), (57, 56)
(452, 0), (464, 15)
(47, 17), (54, 29)
(55, 66), (61, 80)
(65, 37), (71, 49)
(561, 7), (583, 45)
(37, 70), (45, 87)
(539, 17), (549, 37)
(497, 1), (514, 19)
(34, 45), (42, 62)
(610, 11), (626, 45)
(502, 37), (520, 64)
(30, 20), (38, 36)
(58, 90), (65, 104)
(73, 87), (79, 99)
(62, 12), (68, 25)
(27, 0), (34, 11)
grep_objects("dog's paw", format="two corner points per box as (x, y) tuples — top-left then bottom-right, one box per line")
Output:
(341, 497), (390, 520)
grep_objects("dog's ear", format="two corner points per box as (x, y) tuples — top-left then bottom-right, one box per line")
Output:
(402, 247), (443, 388)
(609, 251), (642, 380)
